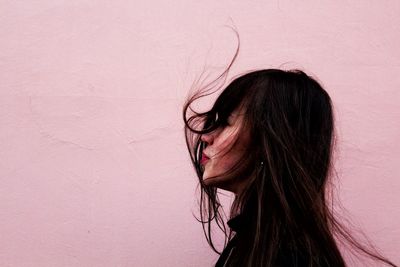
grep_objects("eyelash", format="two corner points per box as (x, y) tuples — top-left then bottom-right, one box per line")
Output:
(208, 113), (231, 127)
(220, 119), (231, 127)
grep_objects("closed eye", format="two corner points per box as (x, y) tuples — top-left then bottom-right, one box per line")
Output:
(220, 118), (232, 127)
(213, 112), (233, 127)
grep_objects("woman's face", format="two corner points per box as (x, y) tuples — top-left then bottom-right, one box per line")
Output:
(200, 107), (251, 194)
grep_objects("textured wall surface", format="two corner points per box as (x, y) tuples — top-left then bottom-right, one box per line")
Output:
(0, 1), (399, 266)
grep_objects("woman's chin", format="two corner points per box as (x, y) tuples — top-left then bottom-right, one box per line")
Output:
(202, 174), (224, 187)
(202, 176), (212, 185)
(202, 174), (218, 187)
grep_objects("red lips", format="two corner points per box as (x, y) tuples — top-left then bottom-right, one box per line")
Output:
(200, 152), (210, 164)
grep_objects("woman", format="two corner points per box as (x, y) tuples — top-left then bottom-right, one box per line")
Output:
(182, 32), (397, 267)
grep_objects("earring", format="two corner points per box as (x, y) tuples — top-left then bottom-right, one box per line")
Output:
(260, 161), (264, 166)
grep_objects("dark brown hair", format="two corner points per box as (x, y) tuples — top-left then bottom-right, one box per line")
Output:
(182, 27), (397, 267)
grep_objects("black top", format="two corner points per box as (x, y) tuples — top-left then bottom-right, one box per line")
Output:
(214, 214), (244, 267)
(215, 213), (311, 267)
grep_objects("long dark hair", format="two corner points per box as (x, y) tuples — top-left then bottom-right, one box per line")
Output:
(182, 28), (397, 267)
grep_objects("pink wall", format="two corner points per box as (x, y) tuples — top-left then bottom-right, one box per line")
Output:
(0, 1), (399, 266)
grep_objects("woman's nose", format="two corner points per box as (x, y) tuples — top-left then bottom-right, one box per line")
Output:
(200, 132), (214, 146)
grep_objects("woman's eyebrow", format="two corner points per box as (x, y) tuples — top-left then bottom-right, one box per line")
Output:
(230, 112), (245, 118)
(228, 113), (237, 119)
